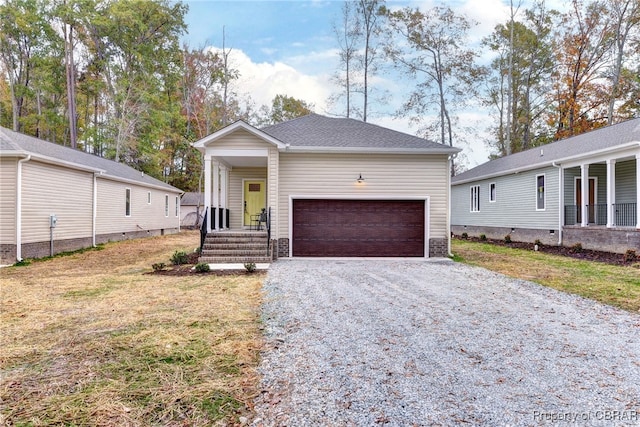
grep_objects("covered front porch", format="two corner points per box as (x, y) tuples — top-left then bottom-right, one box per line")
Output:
(561, 154), (639, 230)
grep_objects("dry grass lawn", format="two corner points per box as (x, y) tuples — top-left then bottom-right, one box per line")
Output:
(452, 239), (640, 312)
(1, 231), (264, 426)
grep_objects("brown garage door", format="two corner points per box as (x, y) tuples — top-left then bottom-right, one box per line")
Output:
(292, 199), (425, 257)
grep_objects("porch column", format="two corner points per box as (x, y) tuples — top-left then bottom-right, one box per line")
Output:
(203, 155), (212, 233)
(220, 165), (228, 229)
(212, 161), (220, 230)
(606, 159), (616, 228)
(636, 154), (640, 229)
(581, 163), (589, 227)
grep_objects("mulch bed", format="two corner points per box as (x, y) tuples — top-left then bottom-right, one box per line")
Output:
(455, 236), (638, 266)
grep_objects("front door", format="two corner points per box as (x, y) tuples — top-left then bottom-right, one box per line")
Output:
(243, 180), (266, 227)
(576, 178), (596, 223)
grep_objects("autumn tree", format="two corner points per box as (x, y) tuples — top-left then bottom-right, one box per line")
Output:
(483, 1), (558, 156)
(257, 94), (313, 126)
(383, 5), (482, 148)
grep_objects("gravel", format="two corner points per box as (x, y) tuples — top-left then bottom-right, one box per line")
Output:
(252, 259), (640, 426)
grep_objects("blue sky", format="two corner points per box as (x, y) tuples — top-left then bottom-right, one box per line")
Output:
(179, 0), (567, 167)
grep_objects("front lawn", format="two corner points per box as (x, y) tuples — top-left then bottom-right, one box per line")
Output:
(452, 239), (640, 312)
(0, 231), (264, 425)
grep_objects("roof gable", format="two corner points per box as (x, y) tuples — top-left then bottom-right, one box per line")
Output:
(0, 126), (182, 192)
(192, 120), (286, 151)
(452, 118), (640, 184)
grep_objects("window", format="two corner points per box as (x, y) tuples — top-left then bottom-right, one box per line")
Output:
(165, 195), (169, 217)
(490, 183), (496, 202)
(536, 174), (545, 210)
(125, 188), (131, 216)
(175, 196), (179, 217)
(147, 192), (151, 204)
(470, 185), (480, 212)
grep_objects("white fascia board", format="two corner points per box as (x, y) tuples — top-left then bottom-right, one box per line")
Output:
(209, 148), (269, 157)
(98, 174), (183, 193)
(452, 141), (640, 186)
(192, 120), (286, 150)
(0, 150), (29, 158)
(20, 152), (106, 174)
(281, 145), (461, 155)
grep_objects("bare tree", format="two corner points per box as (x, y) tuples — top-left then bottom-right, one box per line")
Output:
(330, 1), (360, 118)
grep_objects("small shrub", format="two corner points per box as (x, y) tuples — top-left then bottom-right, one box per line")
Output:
(461, 232), (468, 239)
(244, 262), (257, 273)
(504, 234), (512, 243)
(623, 249), (637, 263)
(534, 239), (542, 246)
(195, 262), (210, 273)
(570, 243), (583, 253)
(479, 234), (487, 241)
(171, 250), (189, 265)
(152, 262), (166, 272)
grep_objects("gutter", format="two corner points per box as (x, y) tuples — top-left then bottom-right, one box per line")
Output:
(92, 172), (101, 247)
(552, 162), (563, 247)
(447, 153), (456, 257)
(16, 154), (31, 261)
(280, 145), (461, 155)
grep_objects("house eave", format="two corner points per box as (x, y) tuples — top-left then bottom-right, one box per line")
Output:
(452, 141), (640, 186)
(98, 173), (183, 193)
(1, 150), (107, 174)
(281, 145), (461, 155)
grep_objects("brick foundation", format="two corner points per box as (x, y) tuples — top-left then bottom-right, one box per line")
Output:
(95, 228), (179, 245)
(428, 238), (448, 257)
(0, 244), (17, 264)
(451, 224), (639, 254)
(278, 238), (290, 258)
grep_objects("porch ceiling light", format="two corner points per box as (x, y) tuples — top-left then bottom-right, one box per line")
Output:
(357, 173), (365, 183)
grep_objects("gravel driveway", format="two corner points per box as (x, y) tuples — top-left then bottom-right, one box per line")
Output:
(252, 259), (640, 426)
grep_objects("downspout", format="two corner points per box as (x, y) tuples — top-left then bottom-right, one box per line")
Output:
(552, 162), (563, 246)
(447, 153), (457, 257)
(16, 155), (31, 261)
(92, 172), (100, 247)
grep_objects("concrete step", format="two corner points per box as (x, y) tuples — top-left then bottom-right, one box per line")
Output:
(202, 242), (266, 250)
(198, 256), (272, 264)
(201, 249), (268, 257)
(204, 236), (268, 244)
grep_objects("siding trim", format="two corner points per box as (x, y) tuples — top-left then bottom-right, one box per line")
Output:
(287, 194), (431, 258)
(16, 155), (31, 260)
(536, 174), (546, 211)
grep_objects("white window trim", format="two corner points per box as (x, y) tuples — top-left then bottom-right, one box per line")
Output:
(175, 196), (179, 217)
(164, 194), (169, 217)
(125, 188), (131, 217)
(470, 185), (480, 212)
(489, 182), (496, 203)
(536, 174), (546, 211)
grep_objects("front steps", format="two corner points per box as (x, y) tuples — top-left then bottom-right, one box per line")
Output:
(199, 231), (271, 264)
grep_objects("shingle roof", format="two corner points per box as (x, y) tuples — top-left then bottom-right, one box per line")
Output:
(0, 126), (182, 192)
(180, 192), (203, 206)
(452, 118), (640, 184)
(261, 113), (459, 152)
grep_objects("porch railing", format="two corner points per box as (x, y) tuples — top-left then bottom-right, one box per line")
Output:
(565, 203), (637, 227)
(209, 207), (230, 230)
(266, 207), (272, 256)
(614, 203), (637, 227)
(199, 210), (208, 253)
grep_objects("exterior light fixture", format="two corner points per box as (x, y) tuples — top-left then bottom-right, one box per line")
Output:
(357, 173), (365, 183)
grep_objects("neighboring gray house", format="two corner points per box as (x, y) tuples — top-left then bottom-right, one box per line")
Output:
(180, 192), (204, 228)
(0, 126), (183, 263)
(451, 118), (640, 254)
(193, 114), (460, 258)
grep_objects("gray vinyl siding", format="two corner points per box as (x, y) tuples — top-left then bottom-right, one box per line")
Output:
(21, 161), (93, 243)
(0, 158), (17, 244)
(278, 152), (450, 239)
(96, 179), (180, 235)
(616, 160), (637, 203)
(452, 166), (559, 229)
(228, 167), (268, 229)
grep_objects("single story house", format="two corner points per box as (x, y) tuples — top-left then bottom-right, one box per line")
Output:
(180, 191), (204, 228)
(193, 114), (460, 258)
(0, 126), (183, 263)
(451, 118), (640, 254)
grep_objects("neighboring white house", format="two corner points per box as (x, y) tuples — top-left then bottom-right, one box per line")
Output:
(451, 118), (640, 254)
(0, 126), (183, 263)
(193, 114), (460, 258)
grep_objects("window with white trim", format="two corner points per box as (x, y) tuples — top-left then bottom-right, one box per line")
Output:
(536, 174), (545, 210)
(470, 185), (480, 212)
(165, 195), (169, 217)
(490, 183), (496, 202)
(147, 191), (151, 204)
(175, 196), (179, 217)
(125, 188), (131, 217)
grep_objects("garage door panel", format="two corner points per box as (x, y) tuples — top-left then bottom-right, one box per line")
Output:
(292, 199), (425, 257)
